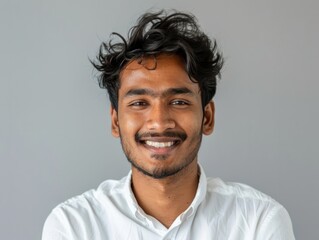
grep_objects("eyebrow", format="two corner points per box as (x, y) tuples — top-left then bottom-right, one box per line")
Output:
(124, 87), (194, 98)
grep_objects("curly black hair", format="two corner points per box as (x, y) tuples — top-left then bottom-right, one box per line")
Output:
(91, 10), (223, 111)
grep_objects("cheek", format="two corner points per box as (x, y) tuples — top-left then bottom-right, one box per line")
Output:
(179, 114), (203, 135)
(118, 113), (142, 132)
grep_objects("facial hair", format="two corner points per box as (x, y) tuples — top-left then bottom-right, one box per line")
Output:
(118, 128), (203, 179)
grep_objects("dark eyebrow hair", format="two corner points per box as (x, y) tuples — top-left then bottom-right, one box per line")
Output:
(164, 87), (193, 96)
(124, 87), (194, 98)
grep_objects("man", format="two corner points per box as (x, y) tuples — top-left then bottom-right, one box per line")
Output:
(42, 11), (295, 239)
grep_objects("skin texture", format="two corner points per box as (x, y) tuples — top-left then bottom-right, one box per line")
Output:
(111, 54), (215, 227)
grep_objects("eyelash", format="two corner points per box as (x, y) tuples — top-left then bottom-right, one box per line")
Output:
(171, 100), (189, 105)
(130, 101), (148, 107)
(128, 99), (190, 108)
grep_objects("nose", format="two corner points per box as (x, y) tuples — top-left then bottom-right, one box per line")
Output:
(146, 102), (175, 131)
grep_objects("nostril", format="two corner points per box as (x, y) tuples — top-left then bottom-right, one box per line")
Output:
(146, 118), (176, 131)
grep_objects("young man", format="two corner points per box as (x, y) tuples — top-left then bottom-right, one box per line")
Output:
(42, 11), (295, 239)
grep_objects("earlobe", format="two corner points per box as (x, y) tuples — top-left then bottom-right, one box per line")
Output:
(110, 106), (120, 137)
(202, 101), (215, 135)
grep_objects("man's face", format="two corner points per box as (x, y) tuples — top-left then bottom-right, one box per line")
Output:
(111, 54), (214, 179)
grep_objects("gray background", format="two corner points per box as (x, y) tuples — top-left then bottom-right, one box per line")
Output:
(1, 0), (318, 239)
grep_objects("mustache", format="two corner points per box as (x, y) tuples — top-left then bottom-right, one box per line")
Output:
(135, 131), (187, 142)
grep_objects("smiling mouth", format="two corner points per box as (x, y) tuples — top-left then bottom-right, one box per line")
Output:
(145, 140), (176, 148)
(136, 132), (186, 151)
(137, 138), (182, 158)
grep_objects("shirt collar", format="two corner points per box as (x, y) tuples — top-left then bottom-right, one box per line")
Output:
(185, 163), (207, 217)
(123, 163), (207, 224)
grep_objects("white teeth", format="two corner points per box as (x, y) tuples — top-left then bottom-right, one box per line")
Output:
(145, 141), (175, 148)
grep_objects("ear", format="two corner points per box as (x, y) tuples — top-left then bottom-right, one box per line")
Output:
(110, 106), (120, 138)
(202, 101), (215, 135)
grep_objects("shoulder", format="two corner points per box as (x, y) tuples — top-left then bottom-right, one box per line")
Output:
(206, 177), (277, 203)
(42, 176), (129, 240)
(204, 178), (295, 239)
(52, 176), (127, 213)
(206, 177), (283, 217)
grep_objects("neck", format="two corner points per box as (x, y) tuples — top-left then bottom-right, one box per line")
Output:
(131, 160), (199, 228)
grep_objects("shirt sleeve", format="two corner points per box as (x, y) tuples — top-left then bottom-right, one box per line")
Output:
(256, 205), (295, 240)
(42, 208), (73, 240)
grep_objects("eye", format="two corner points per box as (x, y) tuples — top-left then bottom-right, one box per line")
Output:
(170, 100), (190, 106)
(128, 100), (148, 108)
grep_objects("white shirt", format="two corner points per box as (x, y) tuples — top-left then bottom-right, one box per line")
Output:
(42, 165), (295, 240)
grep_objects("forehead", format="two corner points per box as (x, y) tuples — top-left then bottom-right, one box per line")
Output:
(119, 54), (199, 92)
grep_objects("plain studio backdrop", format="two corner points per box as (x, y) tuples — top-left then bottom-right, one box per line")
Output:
(1, 0), (318, 239)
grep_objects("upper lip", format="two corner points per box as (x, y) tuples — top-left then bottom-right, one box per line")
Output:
(138, 137), (181, 142)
